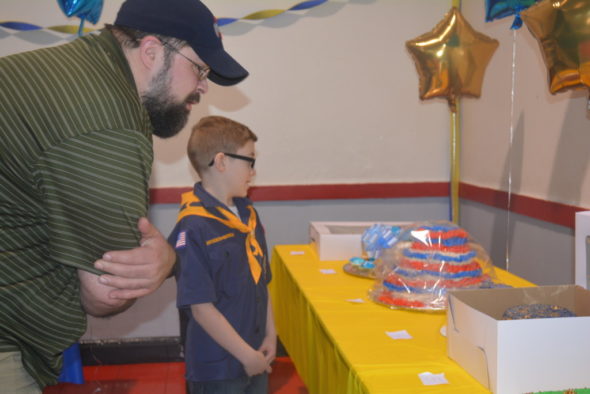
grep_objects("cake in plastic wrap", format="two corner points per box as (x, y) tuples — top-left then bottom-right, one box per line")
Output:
(369, 221), (499, 311)
(343, 224), (403, 279)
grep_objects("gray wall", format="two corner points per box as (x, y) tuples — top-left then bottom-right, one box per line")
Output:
(82, 197), (575, 341)
(460, 200), (574, 286)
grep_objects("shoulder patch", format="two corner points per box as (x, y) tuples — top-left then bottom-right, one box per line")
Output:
(175, 231), (187, 249)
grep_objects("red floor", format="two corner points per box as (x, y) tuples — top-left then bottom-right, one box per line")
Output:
(43, 357), (308, 394)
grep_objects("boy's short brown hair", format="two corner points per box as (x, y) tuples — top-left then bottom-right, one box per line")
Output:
(188, 116), (257, 175)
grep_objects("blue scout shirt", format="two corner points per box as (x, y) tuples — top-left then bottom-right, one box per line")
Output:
(169, 182), (271, 382)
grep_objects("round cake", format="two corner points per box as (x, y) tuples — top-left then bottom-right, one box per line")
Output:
(502, 304), (576, 320)
(342, 224), (403, 279)
(369, 221), (496, 311)
(343, 257), (377, 279)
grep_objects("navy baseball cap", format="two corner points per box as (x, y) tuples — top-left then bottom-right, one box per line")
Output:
(115, 0), (248, 86)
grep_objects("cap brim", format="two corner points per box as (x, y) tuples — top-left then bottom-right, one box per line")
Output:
(194, 46), (248, 86)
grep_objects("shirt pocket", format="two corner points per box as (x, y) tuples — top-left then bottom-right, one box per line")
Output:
(206, 235), (249, 299)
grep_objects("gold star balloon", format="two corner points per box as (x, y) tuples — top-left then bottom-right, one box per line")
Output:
(521, 0), (590, 96)
(406, 7), (499, 112)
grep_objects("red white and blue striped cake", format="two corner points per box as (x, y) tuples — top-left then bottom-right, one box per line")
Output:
(370, 222), (495, 311)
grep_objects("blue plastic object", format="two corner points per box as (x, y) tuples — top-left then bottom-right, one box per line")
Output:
(58, 343), (84, 384)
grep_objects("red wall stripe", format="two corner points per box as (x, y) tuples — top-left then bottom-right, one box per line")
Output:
(248, 182), (449, 201)
(150, 187), (192, 204)
(459, 183), (586, 229)
(149, 182), (587, 229)
(149, 182), (449, 204)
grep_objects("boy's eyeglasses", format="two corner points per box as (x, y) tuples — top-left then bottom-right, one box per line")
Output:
(162, 41), (210, 81)
(209, 153), (256, 169)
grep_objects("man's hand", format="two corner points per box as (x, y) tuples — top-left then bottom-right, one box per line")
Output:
(78, 269), (136, 317)
(94, 217), (176, 300)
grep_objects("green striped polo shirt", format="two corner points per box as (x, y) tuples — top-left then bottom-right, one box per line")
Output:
(0, 30), (153, 388)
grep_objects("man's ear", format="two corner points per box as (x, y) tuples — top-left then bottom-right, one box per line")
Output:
(138, 36), (165, 71)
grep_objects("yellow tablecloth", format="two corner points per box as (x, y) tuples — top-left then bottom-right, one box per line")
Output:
(269, 244), (535, 394)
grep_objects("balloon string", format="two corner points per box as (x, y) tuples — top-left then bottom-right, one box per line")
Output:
(506, 29), (517, 272)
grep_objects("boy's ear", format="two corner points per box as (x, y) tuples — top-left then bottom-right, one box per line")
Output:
(211, 152), (226, 171)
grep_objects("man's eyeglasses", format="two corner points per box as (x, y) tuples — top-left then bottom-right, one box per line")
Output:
(209, 153), (256, 169)
(162, 41), (210, 81)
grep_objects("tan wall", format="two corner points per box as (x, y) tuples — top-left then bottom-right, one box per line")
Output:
(461, 1), (590, 208)
(2, 0), (451, 189)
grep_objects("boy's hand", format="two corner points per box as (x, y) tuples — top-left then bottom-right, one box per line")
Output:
(259, 334), (277, 373)
(242, 349), (268, 376)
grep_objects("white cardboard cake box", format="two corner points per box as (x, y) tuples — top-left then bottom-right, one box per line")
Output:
(447, 285), (590, 394)
(309, 221), (408, 261)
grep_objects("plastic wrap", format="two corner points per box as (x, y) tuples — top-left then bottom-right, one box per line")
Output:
(342, 224), (403, 279)
(369, 220), (499, 311)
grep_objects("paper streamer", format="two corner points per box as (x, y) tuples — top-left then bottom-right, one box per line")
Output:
(217, 0), (327, 26)
(0, 21), (93, 34)
(0, 0), (328, 36)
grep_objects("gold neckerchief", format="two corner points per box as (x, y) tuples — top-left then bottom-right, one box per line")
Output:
(176, 191), (262, 284)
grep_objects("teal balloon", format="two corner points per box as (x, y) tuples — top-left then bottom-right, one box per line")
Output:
(57, 0), (103, 25)
(485, 0), (538, 29)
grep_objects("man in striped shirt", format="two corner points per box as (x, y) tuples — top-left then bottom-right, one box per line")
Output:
(0, 0), (248, 391)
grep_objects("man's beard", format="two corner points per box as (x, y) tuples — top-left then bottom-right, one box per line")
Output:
(141, 68), (200, 139)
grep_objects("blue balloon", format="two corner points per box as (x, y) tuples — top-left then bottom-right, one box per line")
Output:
(57, 0), (103, 25)
(362, 224), (402, 259)
(485, 0), (538, 29)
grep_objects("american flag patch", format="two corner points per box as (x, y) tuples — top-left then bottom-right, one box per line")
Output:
(175, 231), (187, 248)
